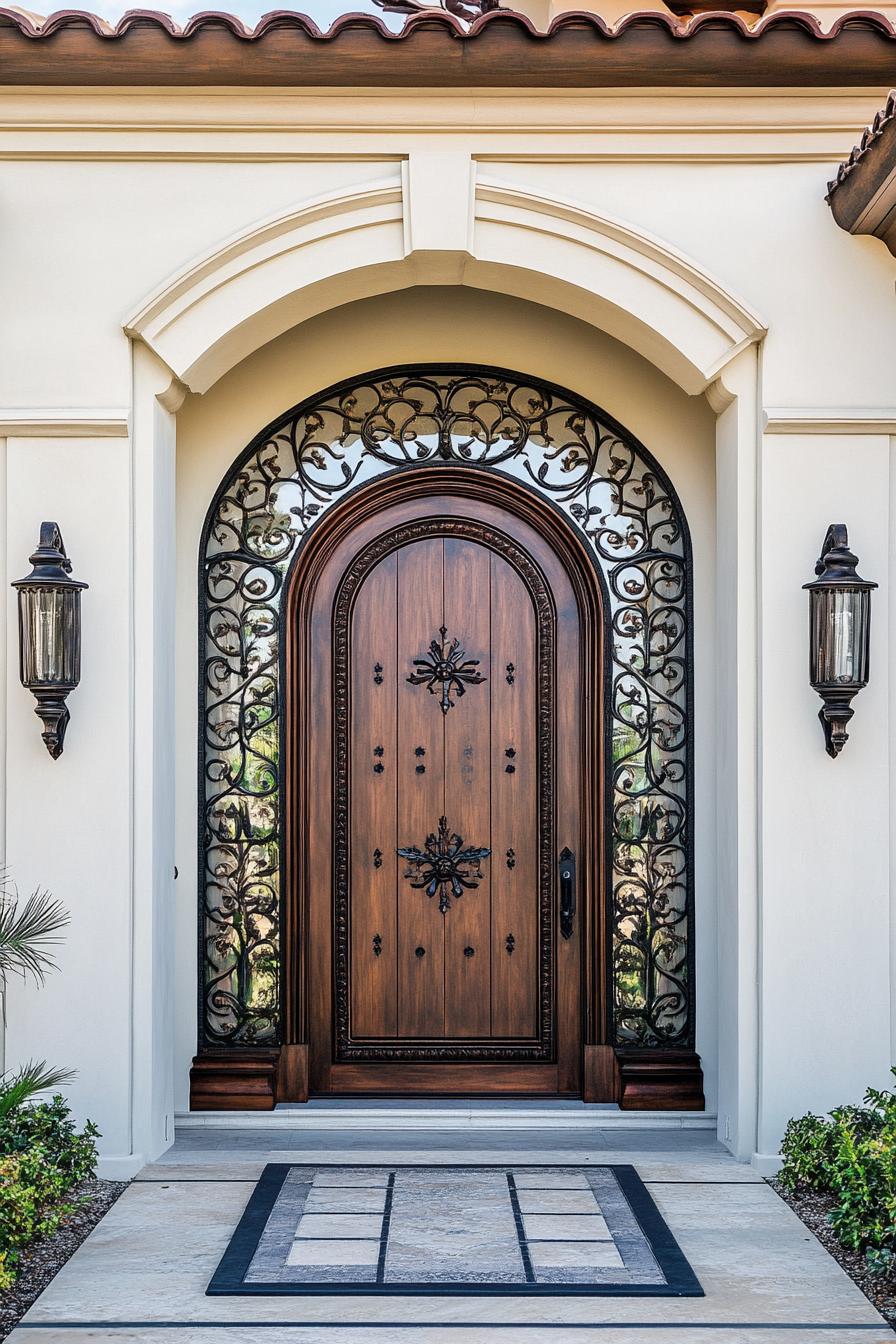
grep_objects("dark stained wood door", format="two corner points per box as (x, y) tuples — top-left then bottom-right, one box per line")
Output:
(304, 490), (588, 1095)
(351, 535), (539, 1044)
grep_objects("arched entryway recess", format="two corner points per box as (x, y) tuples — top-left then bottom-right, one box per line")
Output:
(190, 366), (703, 1111)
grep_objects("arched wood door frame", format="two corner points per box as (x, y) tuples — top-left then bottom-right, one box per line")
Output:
(280, 466), (610, 1100)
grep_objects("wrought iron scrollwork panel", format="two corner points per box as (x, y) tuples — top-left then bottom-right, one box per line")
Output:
(200, 367), (693, 1049)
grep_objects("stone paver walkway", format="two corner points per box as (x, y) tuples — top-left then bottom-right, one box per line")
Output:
(9, 1126), (895, 1343)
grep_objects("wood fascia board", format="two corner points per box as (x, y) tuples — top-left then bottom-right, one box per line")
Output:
(850, 154), (896, 235)
(0, 10), (895, 88)
(827, 88), (896, 251)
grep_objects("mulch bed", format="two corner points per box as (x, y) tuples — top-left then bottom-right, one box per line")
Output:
(0, 1178), (127, 1342)
(771, 1179), (896, 1329)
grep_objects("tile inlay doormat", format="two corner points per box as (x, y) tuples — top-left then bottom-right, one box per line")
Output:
(208, 1164), (702, 1297)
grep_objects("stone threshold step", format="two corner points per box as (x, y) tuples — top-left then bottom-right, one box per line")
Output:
(176, 1104), (718, 1131)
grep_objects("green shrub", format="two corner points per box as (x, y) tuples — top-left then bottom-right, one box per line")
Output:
(0, 1093), (98, 1178)
(0, 1095), (98, 1285)
(778, 1071), (896, 1277)
(779, 1113), (838, 1192)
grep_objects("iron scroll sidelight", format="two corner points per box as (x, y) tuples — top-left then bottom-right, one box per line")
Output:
(198, 367), (694, 1050)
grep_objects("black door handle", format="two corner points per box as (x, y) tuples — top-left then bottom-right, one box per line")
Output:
(559, 847), (576, 940)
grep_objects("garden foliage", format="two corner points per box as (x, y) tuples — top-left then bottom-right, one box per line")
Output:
(0, 1093), (98, 1290)
(779, 1072), (896, 1278)
(0, 875), (98, 1290)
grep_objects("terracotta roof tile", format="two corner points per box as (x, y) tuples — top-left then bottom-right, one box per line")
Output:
(0, 6), (894, 84)
(0, 5), (894, 39)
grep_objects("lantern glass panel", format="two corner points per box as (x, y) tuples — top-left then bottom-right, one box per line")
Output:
(810, 586), (870, 688)
(18, 586), (81, 687)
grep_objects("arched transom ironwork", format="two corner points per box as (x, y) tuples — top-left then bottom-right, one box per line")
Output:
(199, 367), (693, 1050)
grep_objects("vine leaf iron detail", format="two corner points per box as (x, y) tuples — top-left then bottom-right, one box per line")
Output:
(397, 816), (491, 915)
(406, 626), (485, 715)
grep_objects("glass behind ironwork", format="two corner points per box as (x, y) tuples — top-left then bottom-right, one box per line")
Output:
(200, 370), (693, 1049)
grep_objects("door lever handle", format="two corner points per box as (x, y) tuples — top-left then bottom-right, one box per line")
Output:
(559, 847), (576, 940)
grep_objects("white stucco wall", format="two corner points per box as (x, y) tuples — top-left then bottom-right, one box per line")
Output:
(3, 439), (133, 1162)
(0, 87), (894, 1172)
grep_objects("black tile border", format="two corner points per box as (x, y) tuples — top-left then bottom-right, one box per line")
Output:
(208, 1164), (292, 1292)
(207, 1163), (703, 1298)
(505, 1172), (535, 1283)
(612, 1165), (702, 1297)
(375, 1173), (395, 1285)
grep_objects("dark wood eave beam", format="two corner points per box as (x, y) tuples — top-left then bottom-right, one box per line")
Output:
(827, 90), (896, 255)
(0, 7), (895, 86)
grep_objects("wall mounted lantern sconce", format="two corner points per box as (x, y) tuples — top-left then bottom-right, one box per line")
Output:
(11, 523), (88, 759)
(804, 524), (876, 759)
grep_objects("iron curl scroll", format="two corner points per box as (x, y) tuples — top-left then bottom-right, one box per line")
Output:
(199, 368), (694, 1049)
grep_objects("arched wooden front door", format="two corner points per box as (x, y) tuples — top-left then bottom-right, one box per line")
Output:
(293, 478), (600, 1096)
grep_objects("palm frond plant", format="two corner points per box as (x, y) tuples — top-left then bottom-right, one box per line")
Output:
(0, 879), (69, 993)
(0, 876), (72, 1113)
(0, 1061), (76, 1125)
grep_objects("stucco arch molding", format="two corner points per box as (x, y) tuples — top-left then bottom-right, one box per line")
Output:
(125, 167), (765, 398)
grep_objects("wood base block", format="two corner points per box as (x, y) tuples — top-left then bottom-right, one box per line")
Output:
(277, 1043), (309, 1102)
(615, 1048), (705, 1111)
(189, 1049), (280, 1111)
(188, 1045), (703, 1112)
(583, 1044), (620, 1102)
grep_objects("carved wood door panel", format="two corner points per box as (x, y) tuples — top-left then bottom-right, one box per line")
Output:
(304, 493), (587, 1096)
(351, 534), (538, 1045)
